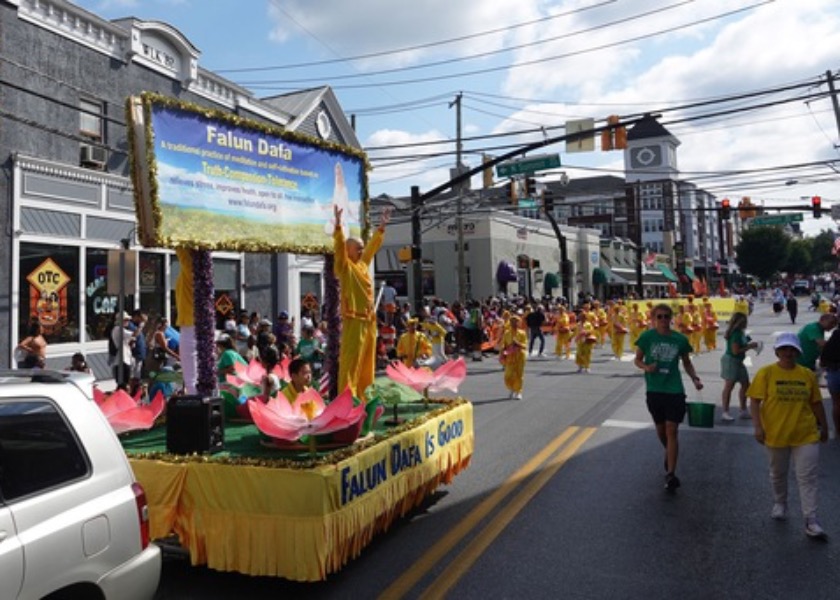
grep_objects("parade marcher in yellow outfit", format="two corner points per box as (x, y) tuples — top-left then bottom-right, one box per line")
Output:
(333, 205), (389, 398)
(397, 318), (433, 367)
(629, 303), (647, 349)
(501, 313), (528, 399)
(594, 301), (609, 347)
(688, 302), (703, 354)
(702, 301), (719, 351)
(175, 247), (197, 395)
(611, 304), (629, 359)
(554, 305), (573, 359)
(420, 318), (448, 369)
(575, 312), (597, 373)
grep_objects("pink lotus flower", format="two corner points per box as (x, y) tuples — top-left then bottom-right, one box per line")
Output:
(228, 357), (290, 391)
(386, 357), (467, 395)
(94, 388), (165, 434)
(247, 386), (366, 442)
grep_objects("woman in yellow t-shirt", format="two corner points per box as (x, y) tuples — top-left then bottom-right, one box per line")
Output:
(747, 332), (829, 537)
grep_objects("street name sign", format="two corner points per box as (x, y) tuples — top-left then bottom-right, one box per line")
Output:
(750, 213), (803, 226)
(496, 153), (561, 177)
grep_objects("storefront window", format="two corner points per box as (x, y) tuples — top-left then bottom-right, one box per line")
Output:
(139, 252), (165, 323)
(84, 248), (125, 341)
(18, 243), (80, 344)
(170, 255), (241, 330)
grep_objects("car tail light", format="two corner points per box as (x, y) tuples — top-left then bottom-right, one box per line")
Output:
(131, 482), (151, 549)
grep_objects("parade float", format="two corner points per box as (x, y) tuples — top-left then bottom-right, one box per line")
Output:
(121, 93), (473, 581)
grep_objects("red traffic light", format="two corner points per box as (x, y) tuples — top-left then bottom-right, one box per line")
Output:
(721, 198), (731, 220)
(812, 196), (822, 218)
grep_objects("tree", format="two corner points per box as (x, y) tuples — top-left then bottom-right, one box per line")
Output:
(810, 230), (837, 274)
(784, 239), (812, 275)
(735, 226), (790, 281)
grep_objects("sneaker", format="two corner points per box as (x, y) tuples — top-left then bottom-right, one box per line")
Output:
(770, 503), (787, 521)
(805, 518), (827, 539)
(515, 392), (523, 400)
(739, 409), (751, 420)
(665, 473), (681, 492)
(721, 411), (735, 422)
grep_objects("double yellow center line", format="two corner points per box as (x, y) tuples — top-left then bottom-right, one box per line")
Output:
(380, 426), (596, 600)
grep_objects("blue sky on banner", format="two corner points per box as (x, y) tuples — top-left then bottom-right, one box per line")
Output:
(79, 0), (840, 235)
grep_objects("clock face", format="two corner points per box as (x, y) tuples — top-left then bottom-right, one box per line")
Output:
(316, 111), (332, 139)
(630, 145), (662, 169)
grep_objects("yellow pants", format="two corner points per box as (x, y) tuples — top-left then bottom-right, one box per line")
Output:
(338, 317), (377, 399)
(575, 342), (593, 368)
(504, 351), (526, 393)
(555, 332), (572, 358)
(611, 333), (626, 358)
(703, 329), (717, 351)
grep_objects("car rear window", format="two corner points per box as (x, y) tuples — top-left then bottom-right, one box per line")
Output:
(0, 399), (90, 502)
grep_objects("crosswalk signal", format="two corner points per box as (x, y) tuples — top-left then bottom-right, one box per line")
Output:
(721, 198), (731, 221)
(812, 196), (822, 219)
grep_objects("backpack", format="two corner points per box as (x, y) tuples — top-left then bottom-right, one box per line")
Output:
(819, 330), (840, 368)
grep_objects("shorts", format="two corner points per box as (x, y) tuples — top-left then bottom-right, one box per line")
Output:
(384, 303), (397, 314)
(720, 354), (749, 384)
(826, 369), (840, 396)
(646, 391), (687, 425)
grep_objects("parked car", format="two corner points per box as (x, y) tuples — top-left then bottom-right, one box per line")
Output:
(792, 279), (811, 295)
(0, 370), (160, 600)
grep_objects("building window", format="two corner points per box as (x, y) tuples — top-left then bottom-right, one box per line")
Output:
(85, 248), (132, 342)
(79, 98), (103, 140)
(19, 243), (80, 345)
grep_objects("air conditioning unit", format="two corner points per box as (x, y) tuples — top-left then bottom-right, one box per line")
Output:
(80, 144), (107, 169)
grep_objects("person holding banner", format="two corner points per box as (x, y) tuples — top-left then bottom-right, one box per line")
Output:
(333, 204), (391, 398)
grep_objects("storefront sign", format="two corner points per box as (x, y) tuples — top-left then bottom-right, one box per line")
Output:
(26, 258), (70, 332)
(215, 293), (234, 316)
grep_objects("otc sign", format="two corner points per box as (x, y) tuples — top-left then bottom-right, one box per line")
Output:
(26, 258), (70, 332)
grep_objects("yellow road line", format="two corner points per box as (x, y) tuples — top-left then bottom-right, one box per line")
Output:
(420, 427), (597, 600)
(378, 426), (587, 600)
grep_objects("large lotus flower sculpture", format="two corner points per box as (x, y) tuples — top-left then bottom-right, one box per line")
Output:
(247, 386), (366, 442)
(227, 357), (290, 395)
(93, 387), (165, 435)
(386, 357), (467, 395)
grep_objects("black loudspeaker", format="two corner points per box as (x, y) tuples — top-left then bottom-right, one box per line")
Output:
(166, 395), (224, 454)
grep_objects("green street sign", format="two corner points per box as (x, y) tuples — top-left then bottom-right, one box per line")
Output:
(517, 198), (537, 209)
(750, 213), (803, 226)
(496, 153), (561, 178)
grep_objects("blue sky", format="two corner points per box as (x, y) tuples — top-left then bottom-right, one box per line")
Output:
(76, 0), (840, 235)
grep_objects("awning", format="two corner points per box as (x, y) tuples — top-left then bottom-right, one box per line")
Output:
(656, 263), (679, 282)
(544, 272), (561, 290)
(496, 261), (518, 284)
(593, 266), (629, 286)
(684, 266), (697, 281)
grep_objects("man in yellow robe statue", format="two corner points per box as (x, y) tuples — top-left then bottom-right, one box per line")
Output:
(333, 204), (391, 398)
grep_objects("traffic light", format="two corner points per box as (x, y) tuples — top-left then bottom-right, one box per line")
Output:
(812, 195), (822, 219)
(721, 198), (731, 221)
(525, 177), (537, 197)
(600, 115), (627, 151)
(543, 189), (554, 212)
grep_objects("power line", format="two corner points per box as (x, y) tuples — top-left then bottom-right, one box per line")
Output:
(216, 0), (617, 73)
(243, 2), (773, 91)
(236, 0), (693, 86)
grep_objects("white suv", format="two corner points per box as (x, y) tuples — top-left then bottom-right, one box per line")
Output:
(0, 370), (160, 599)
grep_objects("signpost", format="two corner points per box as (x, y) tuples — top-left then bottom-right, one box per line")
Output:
(496, 153), (561, 178)
(750, 213), (803, 226)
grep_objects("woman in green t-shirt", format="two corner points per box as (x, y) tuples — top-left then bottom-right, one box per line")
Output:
(720, 312), (759, 421)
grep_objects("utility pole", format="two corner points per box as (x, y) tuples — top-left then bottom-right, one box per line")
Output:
(410, 186), (424, 313)
(450, 93), (466, 303)
(826, 70), (840, 140)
